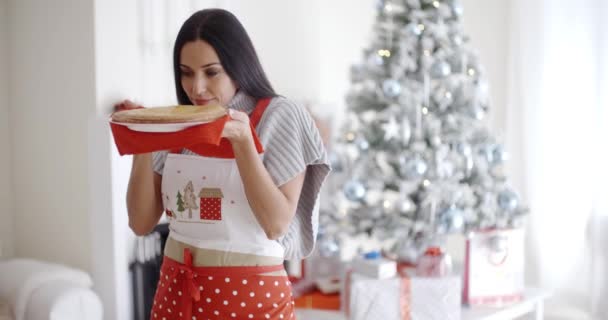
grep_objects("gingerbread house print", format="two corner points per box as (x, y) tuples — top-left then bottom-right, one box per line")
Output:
(198, 187), (223, 220)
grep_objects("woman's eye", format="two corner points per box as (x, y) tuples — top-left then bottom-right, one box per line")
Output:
(181, 70), (193, 77)
(206, 70), (219, 77)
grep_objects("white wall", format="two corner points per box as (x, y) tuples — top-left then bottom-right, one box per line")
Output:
(93, 0), (142, 318)
(461, 0), (510, 137)
(9, 0), (95, 271)
(228, 0), (322, 102)
(0, 0), (14, 259)
(318, 0), (377, 125)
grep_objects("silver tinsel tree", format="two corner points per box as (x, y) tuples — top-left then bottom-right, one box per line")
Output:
(319, 0), (527, 263)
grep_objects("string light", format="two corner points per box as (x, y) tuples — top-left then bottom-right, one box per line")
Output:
(383, 200), (392, 209)
(378, 49), (391, 57)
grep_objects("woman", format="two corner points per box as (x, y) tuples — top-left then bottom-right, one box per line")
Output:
(119, 8), (330, 320)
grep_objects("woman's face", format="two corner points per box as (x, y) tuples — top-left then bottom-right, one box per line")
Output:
(179, 40), (238, 106)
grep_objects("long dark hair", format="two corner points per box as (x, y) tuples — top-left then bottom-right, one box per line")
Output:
(173, 9), (277, 105)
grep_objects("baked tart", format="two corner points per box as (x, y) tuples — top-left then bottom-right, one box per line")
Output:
(112, 104), (227, 124)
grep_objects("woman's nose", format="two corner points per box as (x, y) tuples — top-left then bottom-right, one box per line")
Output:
(192, 76), (207, 96)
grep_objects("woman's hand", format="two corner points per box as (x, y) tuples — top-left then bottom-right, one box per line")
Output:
(221, 109), (253, 145)
(114, 99), (144, 112)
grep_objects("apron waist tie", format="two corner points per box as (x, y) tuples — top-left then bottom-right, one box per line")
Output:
(178, 248), (201, 302)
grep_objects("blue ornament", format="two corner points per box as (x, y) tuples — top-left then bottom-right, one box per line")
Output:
(438, 206), (465, 233)
(328, 152), (344, 172)
(318, 237), (340, 257)
(343, 180), (366, 202)
(450, 0), (464, 16)
(382, 79), (402, 98)
(491, 144), (508, 165)
(497, 190), (518, 212)
(355, 137), (370, 151)
(403, 158), (428, 178)
(405, 23), (422, 36)
(431, 60), (452, 78)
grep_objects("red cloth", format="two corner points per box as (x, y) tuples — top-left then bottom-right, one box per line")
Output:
(109, 98), (271, 158)
(151, 248), (296, 320)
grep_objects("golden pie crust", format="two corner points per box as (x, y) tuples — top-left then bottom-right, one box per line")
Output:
(112, 105), (227, 124)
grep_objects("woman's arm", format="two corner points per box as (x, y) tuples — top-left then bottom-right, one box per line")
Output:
(126, 154), (165, 236)
(233, 140), (305, 240)
(116, 99), (164, 235)
(224, 109), (304, 240)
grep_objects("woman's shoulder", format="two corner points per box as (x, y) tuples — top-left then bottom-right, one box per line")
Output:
(263, 96), (312, 124)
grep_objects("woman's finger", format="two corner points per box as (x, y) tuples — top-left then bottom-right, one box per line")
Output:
(228, 109), (249, 124)
(114, 100), (144, 112)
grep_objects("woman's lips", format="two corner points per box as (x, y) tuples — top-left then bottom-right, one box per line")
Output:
(194, 98), (214, 105)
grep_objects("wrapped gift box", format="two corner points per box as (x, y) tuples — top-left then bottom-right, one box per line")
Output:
(464, 228), (525, 306)
(347, 272), (461, 320)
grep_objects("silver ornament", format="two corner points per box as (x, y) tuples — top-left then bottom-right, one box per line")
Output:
(456, 142), (472, 156)
(480, 144), (495, 163)
(438, 206), (465, 233)
(450, 0), (464, 16)
(402, 157), (428, 179)
(431, 60), (452, 78)
(354, 136), (370, 151)
(470, 105), (486, 120)
(404, 23), (423, 36)
(497, 190), (519, 212)
(343, 180), (367, 202)
(491, 144), (508, 165)
(328, 152), (344, 173)
(318, 237), (340, 257)
(382, 79), (402, 98)
(429, 135), (442, 147)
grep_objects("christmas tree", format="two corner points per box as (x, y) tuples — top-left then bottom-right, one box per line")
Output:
(319, 0), (527, 263)
(176, 191), (185, 214)
(183, 181), (199, 219)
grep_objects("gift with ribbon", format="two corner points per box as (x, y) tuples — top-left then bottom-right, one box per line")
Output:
(346, 271), (461, 320)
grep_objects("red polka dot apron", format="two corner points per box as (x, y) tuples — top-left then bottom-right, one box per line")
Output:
(151, 248), (295, 320)
(151, 98), (296, 319)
